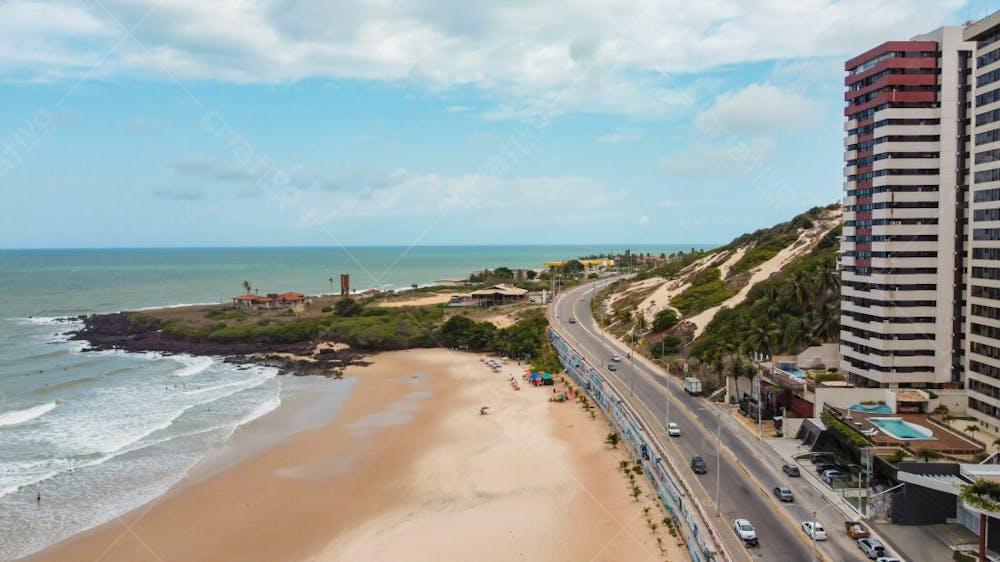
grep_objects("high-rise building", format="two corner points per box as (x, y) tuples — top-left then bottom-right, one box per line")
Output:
(840, 27), (971, 390)
(964, 14), (1000, 431)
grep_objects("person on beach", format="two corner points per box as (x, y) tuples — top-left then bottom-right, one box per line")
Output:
(36, 492), (41, 504)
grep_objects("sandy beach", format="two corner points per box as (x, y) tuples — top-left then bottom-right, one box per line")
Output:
(32, 349), (678, 562)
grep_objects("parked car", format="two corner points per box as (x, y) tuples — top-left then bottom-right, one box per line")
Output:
(733, 518), (757, 544)
(801, 521), (827, 541)
(858, 538), (887, 559)
(810, 453), (835, 464)
(668, 422), (681, 437)
(845, 521), (870, 539)
(815, 461), (837, 474)
(611, 354), (621, 362)
(773, 486), (794, 502)
(823, 469), (850, 484)
(608, 363), (617, 371)
(782, 464), (801, 477)
(691, 456), (707, 474)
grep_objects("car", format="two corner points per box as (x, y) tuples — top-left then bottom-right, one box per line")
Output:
(782, 464), (801, 477)
(823, 469), (850, 483)
(801, 521), (827, 541)
(810, 453), (835, 464)
(608, 363), (617, 371)
(568, 318), (577, 324)
(845, 521), (870, 539)
(773, 486), (794, 502)
(668, 422), (681, 437)
(875, 558), (901, 562)
(691, 456), (707, 474)
(612, 354), (622, 362)
(858, 538), (887, 559)
(815, 461), (838, 474)
(733, 519), (757, 541)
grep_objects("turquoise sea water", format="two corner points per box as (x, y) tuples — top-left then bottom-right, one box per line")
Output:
(0, 244), (697, 559)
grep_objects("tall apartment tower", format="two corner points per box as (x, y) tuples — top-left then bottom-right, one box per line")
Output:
(840, 27), (971, 390)
(965, 14), (1000, 431)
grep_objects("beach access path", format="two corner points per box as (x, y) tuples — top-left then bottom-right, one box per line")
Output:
(34, 349), (676, 562)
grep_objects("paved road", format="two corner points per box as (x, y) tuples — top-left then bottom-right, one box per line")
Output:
(554, 280), (866, 562)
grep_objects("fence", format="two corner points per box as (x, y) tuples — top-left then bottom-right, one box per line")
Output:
(551, 330), (728, 562)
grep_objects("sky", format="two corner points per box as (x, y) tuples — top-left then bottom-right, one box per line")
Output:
(0, 0), (996, 248)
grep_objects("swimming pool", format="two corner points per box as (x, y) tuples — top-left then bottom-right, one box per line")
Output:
(850, 404), (892, 414)
(869, 417), (935, 440)
(778, 368), (806, 377)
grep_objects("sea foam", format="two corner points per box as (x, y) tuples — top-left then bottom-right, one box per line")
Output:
(0, 402), (57, 428)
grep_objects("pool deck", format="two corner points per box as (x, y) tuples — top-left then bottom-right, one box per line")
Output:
(829, 407), (983, 455)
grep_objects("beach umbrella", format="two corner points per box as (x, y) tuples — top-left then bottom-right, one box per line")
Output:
(541, 374), (553, 380)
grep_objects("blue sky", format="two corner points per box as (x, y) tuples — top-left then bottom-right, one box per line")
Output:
(0, 0), (995, 248)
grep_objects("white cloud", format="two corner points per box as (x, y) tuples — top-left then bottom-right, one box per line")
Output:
(659, 137), (776, 177)
(638, 215), (649, 225)
(694, 83), (821, 136)
(153, 186), (205, 201)
(597, 128), (642, 143)
(0, 0), (965, 116)
(445, 105), (471, 113)
(171, 157), (408, 194)
(299, 174), (624, 224)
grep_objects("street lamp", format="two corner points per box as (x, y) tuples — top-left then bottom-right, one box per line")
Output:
(700, 407), (722, 517)
(714, 410), (721, 516)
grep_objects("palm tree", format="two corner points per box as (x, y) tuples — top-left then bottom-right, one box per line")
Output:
(993, 438), (1000, 452)
(966, 424), (981, 438)
(242, 280), (252, 294)
(605, 432), (621, 449)
(814, 259), (840, 299)
(914, 447), (941, 462)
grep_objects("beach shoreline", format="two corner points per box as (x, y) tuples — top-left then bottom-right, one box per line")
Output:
(31, 349), (680, 562)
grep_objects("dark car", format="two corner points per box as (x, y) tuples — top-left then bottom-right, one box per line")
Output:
(810, 453), (834, 464)
(815, 461), (837, 474)
(782, 464), (801, 477)
(772, 486), (794, 502)
(568, 318), (577, 324)
(691, 456), (707, 474)
(608, 363), (617, 371)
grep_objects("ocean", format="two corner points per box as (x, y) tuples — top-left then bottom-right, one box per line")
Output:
(0, 244), (697, 559)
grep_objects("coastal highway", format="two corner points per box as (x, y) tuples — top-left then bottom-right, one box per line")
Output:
(553, 280), (865, 562)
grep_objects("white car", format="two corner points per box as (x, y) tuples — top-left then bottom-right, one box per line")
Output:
(612, 354), (622, 362)
(668, 422), (681, 437)
(733, 519), (756, 541)
(801, 521), (827, 541)
(875, 558), (901, 562)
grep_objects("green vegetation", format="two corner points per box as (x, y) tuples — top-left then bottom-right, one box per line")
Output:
(820, 411), (871, 451)
(814, 372), (846, 384)
(670, 267), (739, 316)
(651, 309), (679, 332)
(205, 309), (248, 321)
(689, 225), (840, 362)
(605, 432), (620, 448)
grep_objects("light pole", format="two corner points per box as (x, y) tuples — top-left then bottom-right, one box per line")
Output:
(629, 333), (635, 397)
(665, 363), (671, 427)
(715, 410), (722, 517)
(756, 369), (763, 441)
(811, 509), (818, 562)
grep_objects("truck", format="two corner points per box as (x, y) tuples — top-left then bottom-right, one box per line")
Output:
(684, 377), (703, 395)
(844, 521), (870, 539)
